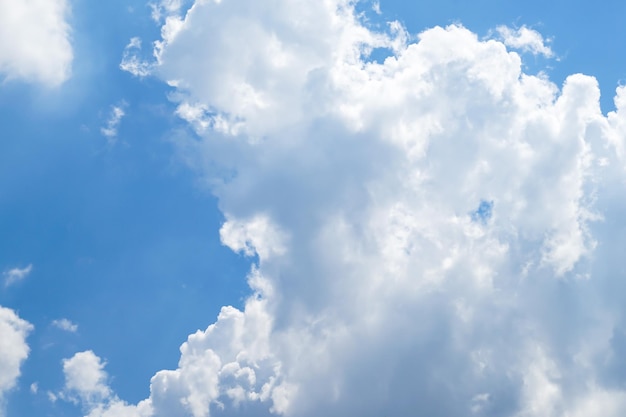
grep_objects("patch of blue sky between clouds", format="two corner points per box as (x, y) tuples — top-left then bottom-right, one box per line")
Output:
(471, 200), (494, 224)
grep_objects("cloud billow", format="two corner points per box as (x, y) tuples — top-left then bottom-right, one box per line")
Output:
(0, 307), (32, 417)
(85, 1), (626, 416)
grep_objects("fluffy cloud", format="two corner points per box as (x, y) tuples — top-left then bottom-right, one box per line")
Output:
(0, 0), (73, 86)
(62, 351), (111, 405)
(61, 351), (152, 417)
(0, 307), (33, 416)
(94, 1), (626, 416)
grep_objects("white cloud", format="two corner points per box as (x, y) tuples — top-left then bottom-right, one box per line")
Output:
(3, 264), (32, 287)
(52, 318), (78, 333)
(100, 103), (127, 142)
(495, 25), (554, 57)
(371, 0), (381, 15)
(0, 0), (73, 86)
(94, 1), (626, 416)
(220, 215), (288, 260)
(149, 0), (189, 22)
(62, 351), (111, 406)
(0, 306), (33, 416)
(61, 351), (153, 417)
(120, 38), (153, 78)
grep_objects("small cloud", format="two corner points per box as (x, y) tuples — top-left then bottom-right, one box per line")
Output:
(471, 393), (491, 414)
(61, 351), (111, 405)
(30, 382), (38, 394)
(100, 102), (127, 143)
(120, 37), (153, 77)
(371, 0), (381, 14)
(47, 391), (58, 403)
(495, 25), (553, 57)
(3, 264), (33, 287)
(52, 318), (78, 333)
(149, 0), (186, 23)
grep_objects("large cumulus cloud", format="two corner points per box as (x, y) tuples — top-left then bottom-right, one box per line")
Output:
(86, 0), (626, 416)
(0, 306), (32, 416)
(0, 0), (73, 86)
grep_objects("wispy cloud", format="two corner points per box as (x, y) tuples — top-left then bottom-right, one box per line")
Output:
(371, 0), (381, 14)
(100, 102), (127, 142)
(3, 264), (32, 287)
(120, 37), (152, 77)
(495, 25), (554, 57)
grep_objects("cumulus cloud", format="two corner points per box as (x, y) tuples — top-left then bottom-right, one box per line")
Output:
(0, 306), (33, 416)
(52, 318), (78, 333)
(88, 1), (626, 416)
(61, 351), (151, 417)
(3, 264), (32, 287)
(0, 0), (73, 86)
(62, 351), (111, 405)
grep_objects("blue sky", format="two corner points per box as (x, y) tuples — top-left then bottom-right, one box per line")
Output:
(1, 1), (251, 414)
(2, 1), (626, 417)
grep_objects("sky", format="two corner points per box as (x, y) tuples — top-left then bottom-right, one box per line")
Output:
(2, 0), (626, 416)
